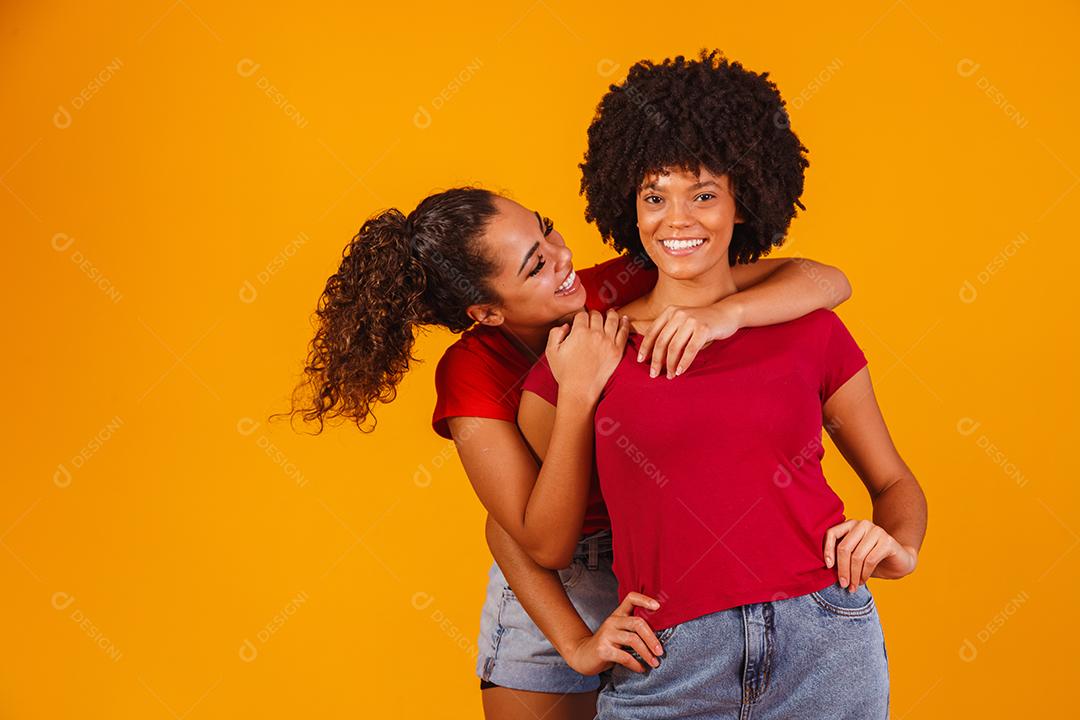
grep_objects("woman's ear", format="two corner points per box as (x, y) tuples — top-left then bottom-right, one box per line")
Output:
(467, 303), (504, 327)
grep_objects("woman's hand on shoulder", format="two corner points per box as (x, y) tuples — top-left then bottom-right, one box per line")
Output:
(545, 309), (630, 401)
(635, 304), (741, 380)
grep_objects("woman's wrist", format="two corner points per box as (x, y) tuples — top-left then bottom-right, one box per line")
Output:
(556, 383), (602, 409)
(715, 295), (747, 332)
(555, 631), (594, 670)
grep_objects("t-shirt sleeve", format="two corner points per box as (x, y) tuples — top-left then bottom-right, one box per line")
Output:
(819, 310), (869, 403)
(431, 345), (516, 439)
(521, 354), (559, 406)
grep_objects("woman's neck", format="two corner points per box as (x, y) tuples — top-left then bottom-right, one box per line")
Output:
(633, 260), (739, 319)
(497, 324), (547, 359)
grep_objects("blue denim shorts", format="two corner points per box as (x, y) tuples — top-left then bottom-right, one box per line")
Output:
(476, 529), (618, 693)
(597, 581), (890, 719)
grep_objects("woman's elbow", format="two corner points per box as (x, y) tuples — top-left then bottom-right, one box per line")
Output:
(530, 543), (575, 570)
(485, 516), (574, 570)
(821, 263), (853, 308)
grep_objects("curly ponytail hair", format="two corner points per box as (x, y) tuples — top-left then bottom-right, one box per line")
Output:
(280, 187), (499, 433)
(580, 49), (810, 266)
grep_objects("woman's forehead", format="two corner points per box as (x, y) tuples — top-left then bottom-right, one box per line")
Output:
(482, 197), (541, 267)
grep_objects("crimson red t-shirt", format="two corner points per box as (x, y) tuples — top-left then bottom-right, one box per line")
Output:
(432, 253), (657, 536)
(522, 308), (869, 630)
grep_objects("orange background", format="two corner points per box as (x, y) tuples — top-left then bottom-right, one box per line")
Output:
(4, 1), (1077, 717)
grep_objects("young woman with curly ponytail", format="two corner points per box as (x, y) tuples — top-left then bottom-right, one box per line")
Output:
(285, 172), (852, 717)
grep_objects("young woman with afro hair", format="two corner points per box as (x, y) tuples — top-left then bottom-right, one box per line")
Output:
(284, 52), (859, 720)
(514, 50), (928, 719)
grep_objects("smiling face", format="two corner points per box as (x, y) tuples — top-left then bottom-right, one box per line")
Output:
(635, 166), (744, 279)
(466, 195), (586, 329)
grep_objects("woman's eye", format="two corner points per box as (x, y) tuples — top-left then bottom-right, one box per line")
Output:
(542, 217), (554, 236)
(528, 257), (546, 278)
(644, 195), (662, 204)
(696, 193), (715, 202)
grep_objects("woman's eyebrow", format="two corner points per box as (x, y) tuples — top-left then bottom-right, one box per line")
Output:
(518, 241), (540, 275)
(640, 179), (719, 192)
(515, 211), (547, 275)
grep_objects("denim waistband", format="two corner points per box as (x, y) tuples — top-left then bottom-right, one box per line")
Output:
(573, 529), (613, 569)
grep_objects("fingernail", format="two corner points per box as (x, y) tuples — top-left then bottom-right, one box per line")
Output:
(650, 368), (658, 378)
(675, 367), (683, 376)
(655, 645), (663, 655)
(838, 577), (847, 586)
(637, 353), (644, 362)
(825, 557), (832, 567)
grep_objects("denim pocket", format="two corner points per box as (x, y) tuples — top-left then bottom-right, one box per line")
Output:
(810, 581), (875, 617)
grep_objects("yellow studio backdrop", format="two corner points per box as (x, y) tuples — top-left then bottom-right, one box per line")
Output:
(3, 1), (1077, 717)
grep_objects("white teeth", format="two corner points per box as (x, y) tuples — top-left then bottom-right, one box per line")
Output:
(662, 238), (706, 250)
(556, 269), (576, 293)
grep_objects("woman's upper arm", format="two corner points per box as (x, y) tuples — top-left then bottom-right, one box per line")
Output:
(730, 257), (852, 308)
(821, 367), (913, 497)
(517, 390), (557, 463)
(729, 257), (789, 290)
(446, 415), (545, 550)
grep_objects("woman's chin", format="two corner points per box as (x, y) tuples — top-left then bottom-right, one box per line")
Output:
(649, 247), (729, 280)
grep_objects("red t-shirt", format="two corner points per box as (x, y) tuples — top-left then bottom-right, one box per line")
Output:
(522, 308), (869, 630)
(432, 253), (657, 536)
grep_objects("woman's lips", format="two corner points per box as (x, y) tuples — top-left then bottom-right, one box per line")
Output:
(555, 268), (581, 296)
(659, 238), (707, 256)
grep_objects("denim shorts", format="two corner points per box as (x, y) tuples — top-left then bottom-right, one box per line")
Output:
(476, 529), (619, 693)
(597, 581), (890, 719)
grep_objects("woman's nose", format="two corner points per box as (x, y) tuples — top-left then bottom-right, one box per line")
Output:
(554, 241), (572, 266)
(662, 199), (694, 228)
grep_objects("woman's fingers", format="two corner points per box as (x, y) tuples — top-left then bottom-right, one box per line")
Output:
(606, 594), (666, 668)
(674, 332), (707, 377)
(545, 323), (570, 353)
(847, 528), (881, 591)
(864, 532), (903, 584)
(609, 648), (646, 673)
(623, 614), (664, 656)
(665, 325), (696, 378)
(823, 519), (856, 569)
(615, 628), (659, 668)
(636, 307), (672, 364)
(861, 540), (892, 586)
(615, 591), (661, 615)
(603, 310), (631, 351)
(649, 321), (680, 379)
(616, 315), (631, 347)
(611, 593), (664, 654)
(835, 520), (869, 589)
(603, 308), (621, 337)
